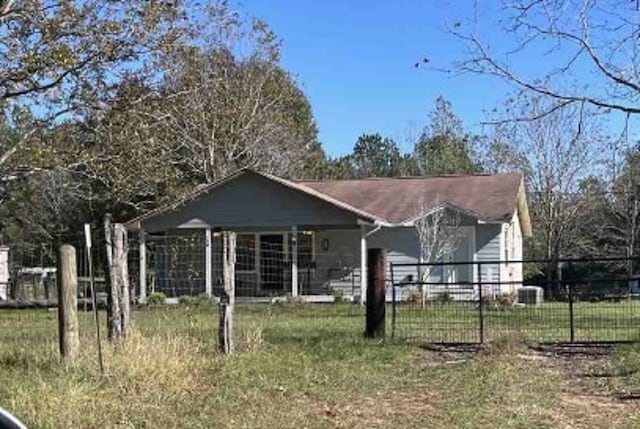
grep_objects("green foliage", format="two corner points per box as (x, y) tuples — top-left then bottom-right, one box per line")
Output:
(0, 1), (322, 243)
(482, 292), (517, 310)
(351, 133), (403, 178)
(177, 295), (197, 306)
(435, 292), (454, 303)
(178, 293), (216, 307)
(331, 288), (346, 303)
(414, 97), (481, 175)
(147, 292), (167, 306)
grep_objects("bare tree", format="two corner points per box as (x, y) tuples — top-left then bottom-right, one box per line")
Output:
(445, 0), (640, 119)
(413, 204), (462, 307)
(485, 92), (603, 292)
(132, 8), (319, 184)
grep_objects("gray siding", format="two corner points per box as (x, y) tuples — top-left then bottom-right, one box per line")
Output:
(368, 227), (421, 301)
(475, 223), (502, 294)
(142, 172), (363, 232)
(312, 227), (422, 300)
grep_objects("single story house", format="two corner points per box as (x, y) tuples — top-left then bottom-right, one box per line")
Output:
(125, 168), (531, 302)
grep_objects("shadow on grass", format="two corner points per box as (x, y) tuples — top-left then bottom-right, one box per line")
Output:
(0, 350), (58, 372)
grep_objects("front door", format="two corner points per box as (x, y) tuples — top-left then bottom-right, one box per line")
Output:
(260, 234), (285, 290)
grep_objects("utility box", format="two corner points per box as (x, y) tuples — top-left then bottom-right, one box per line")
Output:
(518, 285), (544, 306)
(0, 246), (9, 300)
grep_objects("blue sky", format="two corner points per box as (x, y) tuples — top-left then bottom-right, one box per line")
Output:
(242, 0), (515, 156)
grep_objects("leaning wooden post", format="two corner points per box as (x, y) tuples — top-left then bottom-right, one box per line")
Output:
(58, 245), (79, 362)
(219, 231), (236, 354)
(365, 248), (387, 338)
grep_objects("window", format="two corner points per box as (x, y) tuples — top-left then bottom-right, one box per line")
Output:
(236, 234), (255, 271)
(297, 232), (314, 269)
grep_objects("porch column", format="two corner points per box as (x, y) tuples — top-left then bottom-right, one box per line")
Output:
(291, 226), (299, 297)
(360, 224), (367, 305)
(205, 227), (212, 296)
(139, 229), (147, 303)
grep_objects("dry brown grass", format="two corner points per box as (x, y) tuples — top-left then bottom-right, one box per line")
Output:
(1, 307), (640, 428)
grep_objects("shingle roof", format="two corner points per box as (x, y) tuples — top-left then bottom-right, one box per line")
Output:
(298, 173), (524, 225)
(126, 169), (530, 235)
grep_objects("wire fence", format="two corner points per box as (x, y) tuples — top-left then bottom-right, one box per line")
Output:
(142, 232), (362, 301)
(390, 257), (640, 344)
(0, 231), (365, 306)
(6, 234), (639, 345)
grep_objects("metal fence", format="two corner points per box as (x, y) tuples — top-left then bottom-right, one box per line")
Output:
(390, 257), (640, 344)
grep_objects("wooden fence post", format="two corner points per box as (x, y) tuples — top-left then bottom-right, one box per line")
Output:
(365, 248), (387, 338)
(114, 224), (130, 339)
(104, 214), (121, 342)
(219, 231), (236, 354)
(58, 245), (79, 362)
(104, 214), (130, 343)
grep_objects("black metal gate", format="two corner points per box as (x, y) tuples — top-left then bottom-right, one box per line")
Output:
(389, 257), (640, 344)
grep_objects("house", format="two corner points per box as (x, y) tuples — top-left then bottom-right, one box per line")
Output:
(125, 168), (531, 302)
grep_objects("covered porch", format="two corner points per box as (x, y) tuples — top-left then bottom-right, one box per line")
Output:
(126, 170), (381, 302)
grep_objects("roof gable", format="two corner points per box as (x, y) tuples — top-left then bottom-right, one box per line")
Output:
(127, 169), (379, 231)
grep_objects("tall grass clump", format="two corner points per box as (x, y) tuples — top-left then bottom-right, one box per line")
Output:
(0, 330), (219, 428)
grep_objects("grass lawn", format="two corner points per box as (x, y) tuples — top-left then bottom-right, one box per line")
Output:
(0, 303), (639, 428)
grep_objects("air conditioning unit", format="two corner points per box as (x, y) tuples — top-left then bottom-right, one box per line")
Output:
(517, 286), (544, 305)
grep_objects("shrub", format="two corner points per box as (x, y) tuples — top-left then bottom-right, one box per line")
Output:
(483, 292), (516, 310)
(332, 288), (345, 303)
(271, 294), (306, 307)
(406, 288), (422, 303)
(178, 295), (196, 306)
(435, 292), (454, 303)
(147, 291), (167, 306)
(194, 293), (216, 306)
(481, 334), (528, 357)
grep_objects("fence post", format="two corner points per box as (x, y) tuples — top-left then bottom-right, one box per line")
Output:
(114, 224), (130, 339)
(365, 248), (386, 338)
(139, 230), (147, 303)
(219, 231), (236, 354)
(560, 262), (575, 343)
(104, 215), (130, 342)
(390, 263), (396, 339)
(104, 214), (122, 342)
(477, 261), (484, 344)
(58, 245), (79, 362)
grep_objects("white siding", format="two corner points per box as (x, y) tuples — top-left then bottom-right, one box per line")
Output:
(0, 246), (8, 300)
(501, 211), (524, 293)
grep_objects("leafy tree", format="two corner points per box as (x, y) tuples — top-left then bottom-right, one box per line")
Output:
(323, 155), (357, 180)
(414, 97), (480, 175)
(0, 2), (322, 241)
(0, 0), (189, 179)
(351, 133), (402, 178)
